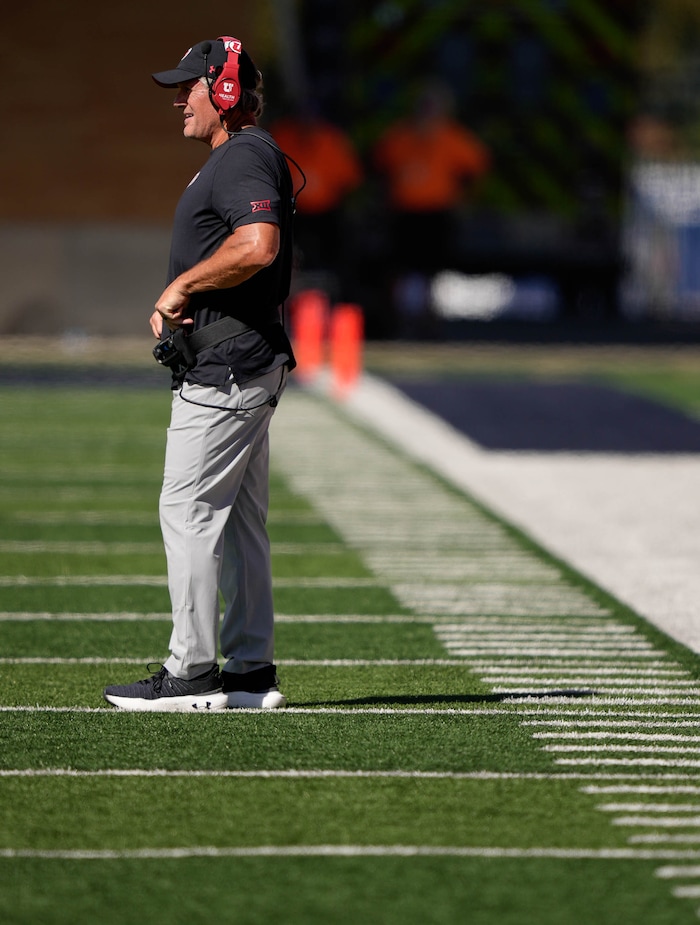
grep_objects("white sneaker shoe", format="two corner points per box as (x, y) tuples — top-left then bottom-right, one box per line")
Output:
(226, 688), (287, 709)
(103, 664), (228, 712)
(221, 665), (286, 709)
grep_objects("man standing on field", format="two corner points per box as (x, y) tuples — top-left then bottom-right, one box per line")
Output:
(103, 35), (295, 711)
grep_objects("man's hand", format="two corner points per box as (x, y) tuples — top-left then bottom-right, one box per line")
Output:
(153, 282), (194, 335)
(149, 310), (164, 339)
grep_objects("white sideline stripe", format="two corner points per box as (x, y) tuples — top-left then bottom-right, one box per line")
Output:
(3, 844), (700, 861)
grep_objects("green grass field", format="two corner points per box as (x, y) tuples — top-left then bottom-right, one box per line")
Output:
(3, 349), (700, 924)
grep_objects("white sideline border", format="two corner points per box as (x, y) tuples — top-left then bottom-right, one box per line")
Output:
(339, 374), (700, 656)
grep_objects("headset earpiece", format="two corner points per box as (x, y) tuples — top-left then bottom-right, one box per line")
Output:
(209, 35), (242, 114)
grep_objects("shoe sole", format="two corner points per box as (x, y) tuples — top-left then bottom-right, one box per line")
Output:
(103, 691), (229, 712)
(226, 690), (286, 709)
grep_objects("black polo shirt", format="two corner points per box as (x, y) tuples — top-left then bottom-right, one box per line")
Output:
(166, 127), (296, 386)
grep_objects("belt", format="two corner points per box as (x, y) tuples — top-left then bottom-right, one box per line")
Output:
(186, 316), (253, 353)
(154, 316), (254, 370)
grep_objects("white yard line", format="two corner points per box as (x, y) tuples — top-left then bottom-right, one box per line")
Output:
(2, 844), (700, 861)
(0, 613), (452, 623)
(0, 542), (164, 554)
(0, 576), (384, 588)
(5, 768), (700, 786)
(4, 700), (700, 714)
(0, 657), (482, 667)
(0, 768), (671, 780)
(0, 541), (349, 555)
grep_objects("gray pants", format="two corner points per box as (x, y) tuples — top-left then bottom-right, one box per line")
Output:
(159, 368), (286, 680)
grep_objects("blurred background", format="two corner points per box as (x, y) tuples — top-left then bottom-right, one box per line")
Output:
(3, 0), (700, 344)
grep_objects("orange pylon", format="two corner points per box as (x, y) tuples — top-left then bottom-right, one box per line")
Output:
(330, 303), (364, 398)
(290, 289), (328, 382)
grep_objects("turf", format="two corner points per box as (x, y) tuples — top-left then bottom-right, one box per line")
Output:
(0, 857), (684, 925)
(2, 377), (700, 924)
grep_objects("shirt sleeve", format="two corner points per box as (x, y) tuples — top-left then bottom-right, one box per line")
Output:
(210, 139), (283, 232)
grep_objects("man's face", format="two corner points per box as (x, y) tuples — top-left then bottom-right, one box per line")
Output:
(173, 79), (223, 146)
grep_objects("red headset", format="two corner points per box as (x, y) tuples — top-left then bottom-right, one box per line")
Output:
(209, 35), (243, 114)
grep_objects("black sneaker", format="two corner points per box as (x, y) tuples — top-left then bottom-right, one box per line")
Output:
(221, 664), (286, 709)
(103, 664), (227, 712)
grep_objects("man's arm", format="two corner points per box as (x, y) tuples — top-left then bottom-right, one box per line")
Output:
(150, 222), (280, 337)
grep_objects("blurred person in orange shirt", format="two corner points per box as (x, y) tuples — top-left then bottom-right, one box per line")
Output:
(372, 80), (490, 335)
(374, 80), (490, 270)
(270, 103), (363, 287)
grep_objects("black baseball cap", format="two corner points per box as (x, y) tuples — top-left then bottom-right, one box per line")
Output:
(152, 38), (257, 89)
